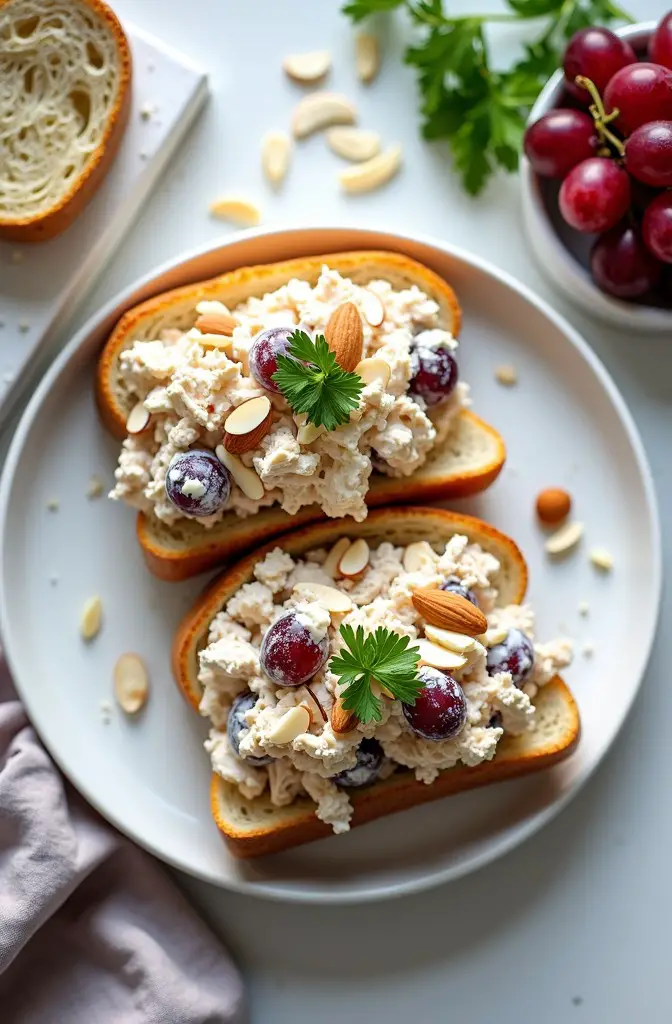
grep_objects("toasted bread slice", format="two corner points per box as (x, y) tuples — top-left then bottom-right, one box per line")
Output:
(0, 0), (132, 242)
(96, 251), (506, 580)
(211, 678), (579, 858)
(172, 507), (579, 858)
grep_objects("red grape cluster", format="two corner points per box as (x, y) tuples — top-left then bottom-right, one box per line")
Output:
(524, 15), (672, 303)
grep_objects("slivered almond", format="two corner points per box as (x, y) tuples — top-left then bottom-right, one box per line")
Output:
(295, 413), (325, 445)
(416, 638), (468, 671)
(215, 446), (264, 500)
(354, 357), (391, 387)
(292, 582), (353, 614)
(424, 625), (477, 655)
(114, 653), (149, 714)
(325, 301), (364, 371)
(403, 541), (436, 574)
(339, 538), (369, 577)
(339, 144), (402, 193)
(262, 131), (291, 185)
(361, 289), (385, 327)
(481, 626), (508, 647)
(545, 521), (584, 557)
(80, 596), (102, 640)
(331, 697), (358, 734)
(355, 32), (380, 83)
(267, 705), (311, 745)
(283, 50), (331, 84)
(323, 538), (351, 578)
(126, 402), (151, 435)
(223, 397), (272, 454)
(194, 312), (236, 336)
(209, 197), (261, 225)
(412, 588), (487, 637)
(292, 92), (356, 139)
(326, 126), (381, 162)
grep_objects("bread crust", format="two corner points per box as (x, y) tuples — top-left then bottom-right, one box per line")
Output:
(0, 0), (132, 242)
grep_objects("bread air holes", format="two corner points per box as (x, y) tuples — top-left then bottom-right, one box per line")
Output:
(86, 41), (105, 72)
(15, 16), (39, 38)
(69, 90), (91, 134)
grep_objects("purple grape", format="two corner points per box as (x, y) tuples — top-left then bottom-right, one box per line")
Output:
(165, 449), (231, 516)
(625, 121), (672, 188)
(558, 158), (631, 234)
(249, 326), (295, 393)
(408, 344), (459, 406)
(439, 576), (478, 607)
(227, 691), (273, 766)
(650, 12), (672, 70)
(333, 738), (384, 789)
(643, 192), (672, 264)
(604, 63), (672, 136)
(523, 109), (597, 179)
(486, 629), (535, 688)
(563, 27), (636, 104)
(591, 223), (662, 297)
(260, 612), (329, 687)
(402, 666), (467, 740)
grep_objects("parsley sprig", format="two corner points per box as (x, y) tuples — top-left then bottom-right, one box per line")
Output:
(343, 0), (632, 195)
(330, 624), (423, 724)
(272, 330), (364, 431)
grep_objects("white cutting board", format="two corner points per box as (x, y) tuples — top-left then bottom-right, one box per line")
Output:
(0, 23), (208, 430)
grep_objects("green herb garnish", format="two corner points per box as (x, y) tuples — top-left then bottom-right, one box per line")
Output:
(343, 0), (633, 196)
(330, 623), (422, 724)
(272, 329), (364, 431)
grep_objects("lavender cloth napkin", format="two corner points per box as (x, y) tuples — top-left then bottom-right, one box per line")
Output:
(0, 654), (245, 1024)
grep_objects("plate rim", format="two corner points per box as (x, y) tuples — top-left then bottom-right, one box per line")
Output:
(0, 226), (662, 904)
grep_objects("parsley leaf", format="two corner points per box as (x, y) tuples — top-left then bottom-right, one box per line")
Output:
(272, 330), (364, 432)
(330, 624), (422, 724)
(342, 0), (405, 21)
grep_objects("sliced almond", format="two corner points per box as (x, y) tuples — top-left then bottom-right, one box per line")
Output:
(323, 538), (351, 579)
(126, 401), (151, 435)
(295, 414), (325, 445)
(267, 705), (311, 745)
(185, 327), (234, 352)
(331, 697), (358, 734)
(215, 446), (264, 500)
(339, 144), (402, 194)
(326, 126), (381, 162)
(113, 653), (149, 715)
(194, 312), (236, 336)
(80, 596), (102, 641)
(338, 538), (370, 578)
(292, 92), (357, 139)
(589, 547), (614, 571)
(283, 50), (331, 84)
(223, 396), (272, 454)
(415, 638), (468, 672)
(324, 301), (364, 371)
(403, 541), (437, 574)
(481, 626), (508, 647)
(412, 588), (487, 637)
(354, 357), (391, 388)
(262, 131), (291, 186)
(424, 625), (477, 654)
(360, 289), (385, 327)
(355, 32), (380, 83)
(209, 197), (261, 226)
(545, 521), (584, 557)
(292, 581), (353, 614)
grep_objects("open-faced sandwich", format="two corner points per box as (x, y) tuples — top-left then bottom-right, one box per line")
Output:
(172, 507), (579, 858)
(96, 252), (506, 580)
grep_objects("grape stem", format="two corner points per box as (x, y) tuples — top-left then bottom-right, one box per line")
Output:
(306, 684), (328, 722)
(574, 75), (625, 157)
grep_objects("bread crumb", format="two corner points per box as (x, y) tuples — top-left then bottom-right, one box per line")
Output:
(578, 601), (590, 616)
(582, 640), (595, 658)
(49, 575), (59, 586)
(19, 321), (30, 333)
(86, 475), (105, 500)
(589, 547), (613, 571)
(140, 101), (156, 120)
(100, 699), (113, 723)
(139, 151), (149, 160)
(10, 250), (24, 264)
(46, 498), (60, 512)
(2, 372), (14, 384)
(495, 364), (518, 386)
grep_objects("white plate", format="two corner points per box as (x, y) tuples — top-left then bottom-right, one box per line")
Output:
(0, 227), (661, 904)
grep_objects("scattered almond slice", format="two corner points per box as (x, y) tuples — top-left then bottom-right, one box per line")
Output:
(403, 541), (437, 574)
(339, 144), (402, 194)
(424, 625), (478, 654)
(209, 197), (261, 226)
(416, 638), (468, 671)
(292, 92), (357, 139)
(86, 475), (105, 500)
(323, 537), (351, 578)
(545, 521), (584, 557)
(80, 596), (102, 641)
(267, 705), (311, 744)
(339, 538), (370, 577)
(223, 396), (272, 454)
(194, 311), (236, 336)
(326, 126), (381, 162)
(114, 653), (149, 714)
(292, 581), (353, 614)
(354, 357), (391, 388)
(283, 50), (331, 84)
(495, 364), (518, 386)
(361, 289), (385, 327)
(578, 601), (590, 616)
(126, 401), (151, 435)
(589, 547), (613, 571)
(215, 446), (264, 500)
(355, 32), (380, 83)
(262, 131), (292, 185)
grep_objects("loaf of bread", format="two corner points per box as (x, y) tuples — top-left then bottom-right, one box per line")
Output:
(0, 0), (132, 242)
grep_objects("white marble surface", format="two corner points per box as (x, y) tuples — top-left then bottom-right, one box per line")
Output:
(14, 0), (672, 1020)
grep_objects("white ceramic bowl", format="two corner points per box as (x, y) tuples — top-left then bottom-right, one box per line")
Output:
(520, 21), (671, 333)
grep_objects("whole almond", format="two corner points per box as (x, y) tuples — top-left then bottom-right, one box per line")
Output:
(223, 397), (272, 454)
(324, 301), (363, 372)
(412, 588), (487, 637)
(194, 312), (236, 336)
(331, 697), (358, 734)
(536, 487), (571, 525)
